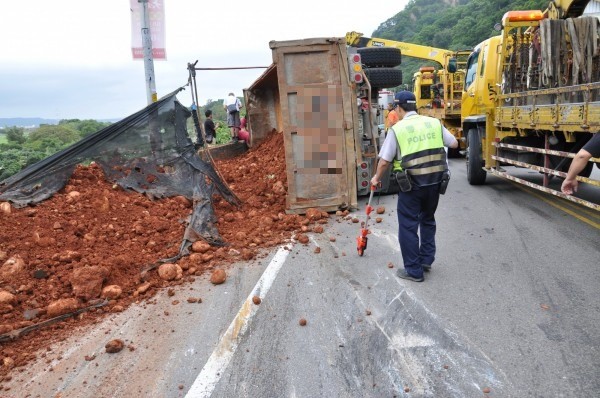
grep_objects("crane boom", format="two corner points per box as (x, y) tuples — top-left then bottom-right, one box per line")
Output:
(345, 31), (459, 67)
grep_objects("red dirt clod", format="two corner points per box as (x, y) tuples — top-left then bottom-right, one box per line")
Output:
(305, 208), (322, 221)
(210, 269), (227, 285)
(299, 318), (307, 326)
(101, 285), (122, 300)
(105, 339), (125, 354)
(296, 234), (309, 245)
(158, 263), (182, 281)
(46, 298), (79, 318)
(191, 241), (211, 254)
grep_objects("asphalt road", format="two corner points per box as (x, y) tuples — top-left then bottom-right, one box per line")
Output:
(11, 159), (600, 398)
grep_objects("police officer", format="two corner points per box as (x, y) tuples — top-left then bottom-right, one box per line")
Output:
(371, 91), (458, 282)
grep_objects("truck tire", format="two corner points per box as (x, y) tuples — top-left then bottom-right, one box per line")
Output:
(364, 68), (403, 89)
(467, 128), (487, 185)
(357, 47), (402, 68)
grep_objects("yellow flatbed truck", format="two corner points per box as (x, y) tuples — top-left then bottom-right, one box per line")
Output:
(462, 0), (599, 210)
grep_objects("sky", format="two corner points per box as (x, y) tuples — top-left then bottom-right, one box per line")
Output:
(0, 1), (408, 121)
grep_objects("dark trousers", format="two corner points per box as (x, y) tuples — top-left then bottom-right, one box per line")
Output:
(396, 184), (441, 278)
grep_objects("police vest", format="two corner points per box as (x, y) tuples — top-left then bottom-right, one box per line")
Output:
(391, 115), (447, 187)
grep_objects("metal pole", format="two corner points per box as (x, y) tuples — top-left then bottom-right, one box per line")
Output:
(140, 0), (157, 104)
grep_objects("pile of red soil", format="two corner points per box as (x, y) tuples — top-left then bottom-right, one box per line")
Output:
(0, 130), (328, 379)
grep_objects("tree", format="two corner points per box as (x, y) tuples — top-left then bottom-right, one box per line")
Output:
(5, 126), (26, 144)
(58, 119), (112, 137)
(76, 120), (111, 137)
(27, 124), (80, 146)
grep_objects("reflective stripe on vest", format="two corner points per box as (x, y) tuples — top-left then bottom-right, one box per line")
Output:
(392, 115), (447, 186)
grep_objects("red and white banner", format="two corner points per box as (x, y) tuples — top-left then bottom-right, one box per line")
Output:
(130, 0), (166, 60)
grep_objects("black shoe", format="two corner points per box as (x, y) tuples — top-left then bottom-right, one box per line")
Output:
(396, 269), (424, 282)
(422, 264), (431, 272)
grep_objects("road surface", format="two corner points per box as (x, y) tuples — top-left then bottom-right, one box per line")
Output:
(10, 159), (600, 398)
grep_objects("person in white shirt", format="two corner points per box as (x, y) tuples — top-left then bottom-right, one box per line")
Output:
(223, 92), (243, 141)
(371, 91), (458, 282)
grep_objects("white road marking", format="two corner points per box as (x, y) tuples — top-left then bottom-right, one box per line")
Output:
(185, 245), (290, 398)
(370, 228), (399, 251)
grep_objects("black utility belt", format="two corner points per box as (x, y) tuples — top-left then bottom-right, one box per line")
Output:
(393, 170), (450, 194)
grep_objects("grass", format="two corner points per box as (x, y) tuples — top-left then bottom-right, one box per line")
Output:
(0, 133), (7, 145)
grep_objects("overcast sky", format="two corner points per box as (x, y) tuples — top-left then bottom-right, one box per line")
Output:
(0, 1), (408, 120)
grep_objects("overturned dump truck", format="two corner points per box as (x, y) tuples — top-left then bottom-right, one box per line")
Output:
(463, 1), (599, 210)
(245, 37), (403, 214)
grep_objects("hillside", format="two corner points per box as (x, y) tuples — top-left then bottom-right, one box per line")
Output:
(0, 118), (60, 128)
(371, 0), (550, 85)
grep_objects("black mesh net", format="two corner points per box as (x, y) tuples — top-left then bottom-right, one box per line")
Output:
(0, 88), (240, 258)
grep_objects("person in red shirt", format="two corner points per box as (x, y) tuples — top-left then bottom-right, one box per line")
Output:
(238, 115), (250, 142)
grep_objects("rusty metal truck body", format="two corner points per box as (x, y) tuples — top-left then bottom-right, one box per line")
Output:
(245, 37), (395, 214)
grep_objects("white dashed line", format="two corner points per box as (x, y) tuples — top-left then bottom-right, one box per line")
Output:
(185, 245), (290, 398)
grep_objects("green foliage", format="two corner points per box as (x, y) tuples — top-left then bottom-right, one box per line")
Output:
(0, 120), (114, 181)
(215, 123), (231, 144)
(59, 119), (112, 138)
(0, 149), (24, 181)
(0, 148), (45, 180)
(374, 0), (549, 86)
(27, 124), (81, 145)
(4, 126), (26, 144)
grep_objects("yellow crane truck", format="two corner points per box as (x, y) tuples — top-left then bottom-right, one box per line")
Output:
(462, 0), (599, 210)
(345, 32), (470, 157)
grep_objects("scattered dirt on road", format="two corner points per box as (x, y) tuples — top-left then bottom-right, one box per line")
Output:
(0, 130), (333, 380)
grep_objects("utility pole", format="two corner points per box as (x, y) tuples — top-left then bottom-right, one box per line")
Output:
(139, 0), (157, 104)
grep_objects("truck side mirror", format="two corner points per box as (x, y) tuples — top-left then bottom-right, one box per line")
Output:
(447, 58), (457, 73)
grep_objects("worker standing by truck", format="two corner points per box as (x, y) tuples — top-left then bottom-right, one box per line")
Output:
(224, 92), (243, 142)
(384, 102), (399, 131)
(371, 91), (458, 282)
